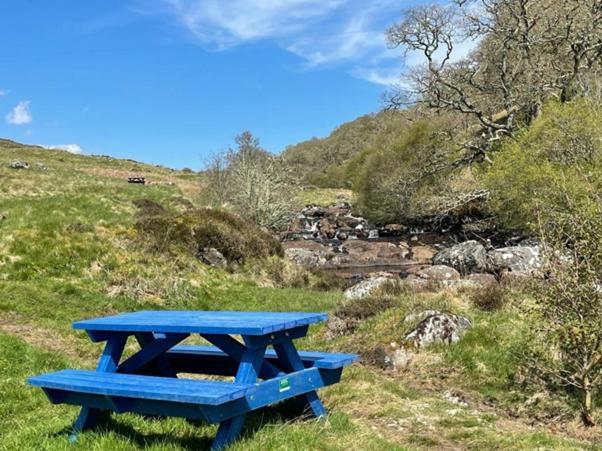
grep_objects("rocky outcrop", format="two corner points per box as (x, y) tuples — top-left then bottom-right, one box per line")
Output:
(488, 245), (541, 276)
(343, 274), (395, 300)
(330, 240), (410, 268)
(404, 311), (472, 348)
(433, 240), (488, 274)
(9, 160), (29, 169)
(287, 203), (378, 241)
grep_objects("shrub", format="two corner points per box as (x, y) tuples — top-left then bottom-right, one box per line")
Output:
(469, 283), (506, 312)
(134, 201), (282, 264)
(483, 99), (602, 233)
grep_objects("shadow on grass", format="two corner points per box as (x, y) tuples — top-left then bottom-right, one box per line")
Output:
(54, 400), (316, 450)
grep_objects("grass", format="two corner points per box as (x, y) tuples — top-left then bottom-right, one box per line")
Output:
(1, 140), (600, 450)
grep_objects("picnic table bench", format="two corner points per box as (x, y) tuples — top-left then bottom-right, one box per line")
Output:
(28, 311), (358, 450)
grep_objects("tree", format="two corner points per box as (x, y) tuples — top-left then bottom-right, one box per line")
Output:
(387, 0), (602, 158)
(530, 201), (602, 426)
(202, 131), (298, 230)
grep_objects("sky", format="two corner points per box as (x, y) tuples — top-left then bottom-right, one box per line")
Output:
(0, 0), (430, 169)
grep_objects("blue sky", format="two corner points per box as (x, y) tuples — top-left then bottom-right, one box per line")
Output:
(0, 1), (424, 169)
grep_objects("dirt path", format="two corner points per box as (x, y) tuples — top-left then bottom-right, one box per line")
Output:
(0, 312), (91, 362)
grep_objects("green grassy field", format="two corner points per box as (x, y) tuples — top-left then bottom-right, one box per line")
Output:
(0, 140), (599, 450)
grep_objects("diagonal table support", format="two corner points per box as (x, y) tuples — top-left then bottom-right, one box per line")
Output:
(70, 334), (127, 442)
(273, 340), (326, 418)
(211, 338), (267, 451)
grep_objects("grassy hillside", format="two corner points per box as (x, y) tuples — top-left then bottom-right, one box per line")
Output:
(0, 140), (599, 450)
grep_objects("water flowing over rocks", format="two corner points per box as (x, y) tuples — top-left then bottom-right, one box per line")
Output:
(282, 203), (542, 295)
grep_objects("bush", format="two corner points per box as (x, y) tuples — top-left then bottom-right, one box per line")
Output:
(483, 99), (602, 233)
(134, 201), (282, 264)
(469, 283), (506, 312)
(352, 118), (481, 225)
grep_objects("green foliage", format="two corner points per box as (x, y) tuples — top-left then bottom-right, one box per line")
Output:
(282, 111), (410, 188)
(352, 119), (464, 224)
(483, 99), (602, 232)
(135, 203), (283, 263)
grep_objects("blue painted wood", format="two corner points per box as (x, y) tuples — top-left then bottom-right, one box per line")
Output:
(117, 333), (187, 374)
(273, 340), (326, 418)
(134, 333), (178, 377)
(73, 311), (328, 336)
(202, 334), (282, 379)
(212, 340), (267, 450)
(71, 334), (127, 441)
(168, 345), (359, 370)
(28, 370), (254, 405)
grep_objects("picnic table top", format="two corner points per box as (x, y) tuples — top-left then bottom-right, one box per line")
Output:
(73, 310), (328, 336)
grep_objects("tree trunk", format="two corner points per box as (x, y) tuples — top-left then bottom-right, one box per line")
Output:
(581, 378), (596, 427)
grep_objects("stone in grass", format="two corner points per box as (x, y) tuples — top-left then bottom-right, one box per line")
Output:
(343, 274), (395, 300)
(404, 311), (472, 348)
(433, 240), (488, 275)
(197, 247), (227, 267)
(9, 160), (29, 169)
(417, 265), (461, 281)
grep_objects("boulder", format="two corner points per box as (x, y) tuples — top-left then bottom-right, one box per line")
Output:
(417, 265), (461, 281)
(197, 247), (227, 267)
(433, 240), (488, 274)
(404, 311), (472, 348)
(9, 160), (29, 169)
(409, 245), (437, 263)
(488, 245), (541, 276)
(284, 247), (331, 268)
(343, 274), (394, 300)
(332, 241), (410, 267)
(466, 273), (497, 286)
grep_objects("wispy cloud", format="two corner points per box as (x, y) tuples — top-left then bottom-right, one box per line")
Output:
(42, 144), (84, 154)
(6, 100), (33, 125)
(0, 89), (6, 97)
(148, 0), (405, 85)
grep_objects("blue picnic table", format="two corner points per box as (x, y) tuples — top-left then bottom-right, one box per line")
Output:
(28, 310), (358, 450)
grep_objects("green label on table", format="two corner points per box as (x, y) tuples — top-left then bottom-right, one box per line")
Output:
(279, 378), (290, 392)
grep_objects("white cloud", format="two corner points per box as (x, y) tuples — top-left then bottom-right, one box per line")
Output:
(152, 0), (404, 84)
(42, 144), (84, 154)
(6, 100), (33, 125)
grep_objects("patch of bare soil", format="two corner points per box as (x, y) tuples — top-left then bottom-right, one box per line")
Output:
(0, 312), (91, 362)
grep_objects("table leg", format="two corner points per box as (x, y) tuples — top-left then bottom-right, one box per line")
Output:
(211, 342), (266, 451)
(70, 334), (127, 442)
(273, 340), (327, 418)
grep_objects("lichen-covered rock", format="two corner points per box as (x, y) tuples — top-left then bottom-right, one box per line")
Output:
(324, 315), (359, 338)
(284, 247), (331, 268)
(433, 240), (488, 274)
(404, 312), (472, 348)
(197, 247), (227, 267)
(466, 273), (497, 286)
(343, 274), (394, 300)
(417, 265), (461, 281)
(488, 245), (541, 276)
(9, 160), (29, 169)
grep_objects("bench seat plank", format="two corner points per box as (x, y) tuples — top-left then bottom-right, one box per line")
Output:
(168, 345), (359, 369)
(28, 370), (253, 405)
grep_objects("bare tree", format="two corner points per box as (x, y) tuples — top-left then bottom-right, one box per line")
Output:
(387, 0), (602, 156)
(202, 131), (298, 230)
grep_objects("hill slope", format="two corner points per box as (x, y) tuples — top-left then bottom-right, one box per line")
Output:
(282, 110), (410, 188)
(0, 140), (597, 450)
